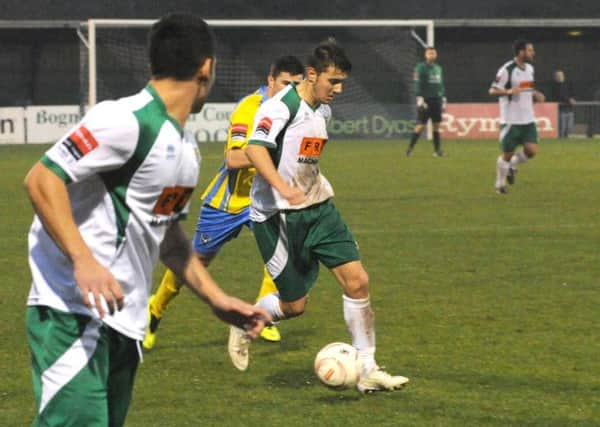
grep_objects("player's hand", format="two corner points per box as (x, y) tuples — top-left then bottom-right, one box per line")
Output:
(509, 87), (522, 96)
(73, 256), (124, 318)
(416, 96), (428, 110)
(534, 91), (545, 103)
(442, 97), (447, 112)
(281, 185), (306, 206)
(211, 295), (272, 339)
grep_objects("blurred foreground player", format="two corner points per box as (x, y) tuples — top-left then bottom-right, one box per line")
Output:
(23, 14), (269, 426)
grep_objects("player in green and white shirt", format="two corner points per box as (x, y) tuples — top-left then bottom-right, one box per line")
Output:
(23, 14), (269, 427)
(489, 39), (545, 194)
(228, 40), (409, 394)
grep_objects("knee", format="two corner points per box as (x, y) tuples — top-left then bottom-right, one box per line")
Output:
(280, 299), (307, 318)
(344, 270), (370, 299)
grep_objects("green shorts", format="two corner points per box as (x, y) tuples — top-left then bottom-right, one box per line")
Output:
(253, 199), (360, 302)
(27, 306), (139, 427)
(499, 122), (538, 153)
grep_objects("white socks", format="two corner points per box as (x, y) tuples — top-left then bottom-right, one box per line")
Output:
(496, 156), (510, 188)
(510, 151), (528, 168)
(343, 294), (377, 376)
(255, 292), (285, 322)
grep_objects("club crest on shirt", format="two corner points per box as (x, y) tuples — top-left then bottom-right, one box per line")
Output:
(255, 117), (272, 137)
(61, 126), (99, 160)
(166, 144), (176, 160)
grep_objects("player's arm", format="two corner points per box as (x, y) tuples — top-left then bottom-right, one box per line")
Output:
(245, 145), (305, 205)
(224, 98), (256, 170)
(244, 101), (305, 205)
(413, 64), (427, 109)
(440, 66), (447, 110)
(24, 159), (123, 319)
(489, 67), (520, 97)
(225, 148), (252, 169)
(159, 222), (270, 338)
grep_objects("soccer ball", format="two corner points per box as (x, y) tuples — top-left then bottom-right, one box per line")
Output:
(314, 342), (360, 389)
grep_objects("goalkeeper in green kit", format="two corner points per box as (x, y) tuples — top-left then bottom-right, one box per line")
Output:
(406, 46), (446, 157)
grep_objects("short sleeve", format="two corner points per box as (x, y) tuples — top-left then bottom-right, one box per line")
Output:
(43, 101), (139, 183)
(491, 66), (508, 90)
(226, 95), (259, 151)
(247, 98), (290, 149)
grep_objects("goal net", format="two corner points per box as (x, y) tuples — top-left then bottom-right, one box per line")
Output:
(79, 19), (433, 141)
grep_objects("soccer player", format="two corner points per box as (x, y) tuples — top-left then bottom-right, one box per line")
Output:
(144, 56), (304, 349)
(23, 14), (269, 426)
(406, 46), (446, 157)
(228, 39), (409, 393)
(489, 39), (545, 194)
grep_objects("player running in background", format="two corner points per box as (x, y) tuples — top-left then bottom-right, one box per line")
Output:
(144, 56), (304, 350)
(406, 46), (446, 157)
(23, 14), (269, 426)
(229, 39), (409, 393)
(489, 39), (545, 194)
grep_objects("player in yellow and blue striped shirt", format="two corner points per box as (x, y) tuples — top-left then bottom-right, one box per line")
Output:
(144, 56), (304, 349)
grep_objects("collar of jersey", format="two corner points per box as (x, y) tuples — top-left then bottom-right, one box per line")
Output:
(144, 84), (184, 136)
(291, 82), (321, 111)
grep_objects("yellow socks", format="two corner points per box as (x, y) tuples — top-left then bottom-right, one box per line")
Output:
(151, 268), (182, 318)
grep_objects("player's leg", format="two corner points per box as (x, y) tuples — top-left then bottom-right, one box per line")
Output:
(106, 327), (140, 427)
(229, 210), (317, 370)
(496, 124), (518, 193)
(407, 108), (429, 156)
(508, 123), (539, 185)
(429, 98), (444, 156)
(432, 121), (443, 157)
(27, 306), (111, 426)
(256, 266), (282, 342)
(312, 201), (408, 393)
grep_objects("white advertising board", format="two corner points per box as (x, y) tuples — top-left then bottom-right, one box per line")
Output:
(0, 107), (26, 144)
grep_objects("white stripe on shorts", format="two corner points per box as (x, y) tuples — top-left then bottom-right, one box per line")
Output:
(39, 318), (102, 413)
(499, 124), (512, 143)
(266, 213), (289, 279)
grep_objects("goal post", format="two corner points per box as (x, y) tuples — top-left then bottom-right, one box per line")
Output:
(80, 19), (434, 141)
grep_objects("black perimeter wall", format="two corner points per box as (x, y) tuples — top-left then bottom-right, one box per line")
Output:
(2, 0), (600, 105)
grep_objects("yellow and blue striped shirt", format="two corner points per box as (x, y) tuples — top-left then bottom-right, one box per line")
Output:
(201, 86), (268, 214)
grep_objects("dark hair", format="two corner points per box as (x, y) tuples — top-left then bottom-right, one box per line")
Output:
(270, 55), (304, 78)
(307, 38), (352, 74)
(149, 13), (215, 80)
(513, 39), (530, 55)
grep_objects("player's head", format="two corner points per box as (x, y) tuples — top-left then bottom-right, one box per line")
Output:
(424, 47), (437, 63)
(554, 70), (565, 82)
(149, 13), (216, 113)
(305, 38), (352, 104)
(513, 39), (534, 62)
(267, 56), (304, 96)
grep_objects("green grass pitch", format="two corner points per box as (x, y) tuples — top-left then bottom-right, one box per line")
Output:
(1, 139), (599, 426)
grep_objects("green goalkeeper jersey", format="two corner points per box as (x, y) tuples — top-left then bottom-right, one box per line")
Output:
(414, 62), (445, 98)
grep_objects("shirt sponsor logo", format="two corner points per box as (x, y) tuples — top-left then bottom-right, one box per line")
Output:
(298, 137), (327, 164)
(519, 81), (535, 89)
(230, 123), (248, 142)
(255, 117), (272, 137)
(62, 126), (99, 160)
(152, 186), (194, 216)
